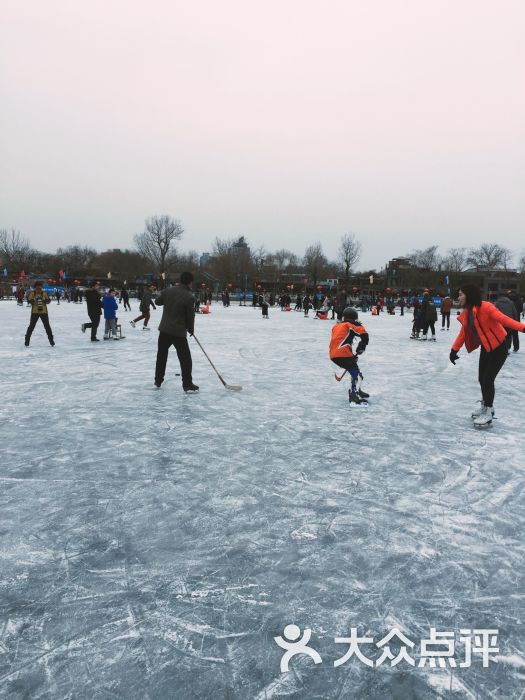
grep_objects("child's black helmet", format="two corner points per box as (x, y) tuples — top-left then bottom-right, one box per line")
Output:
(343, 307), (358, 321)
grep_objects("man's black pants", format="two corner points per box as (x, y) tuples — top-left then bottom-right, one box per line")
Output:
(155, 332), (193, 388)
(84, 313), (101, 340)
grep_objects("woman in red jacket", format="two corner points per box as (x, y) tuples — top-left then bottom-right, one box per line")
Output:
(449, 284), (525, 426)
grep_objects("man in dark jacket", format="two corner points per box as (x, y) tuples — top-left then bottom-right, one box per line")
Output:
(120, 287), (131, 311)
(154, 272), (198, 392)
(495, 292), (519, 353)
(131, 284), (156, 330)
(506, 290), (523, 317)
(421, 292), (438, 341)
(82, 280), (102, 341)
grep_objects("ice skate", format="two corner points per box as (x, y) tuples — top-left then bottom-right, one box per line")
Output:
(348, 390), (367, 405)
(473, 406), (493, 428)
(184, 383), (200, 393)
(129, 320), (136, 328)
(471, 401), (494, 420)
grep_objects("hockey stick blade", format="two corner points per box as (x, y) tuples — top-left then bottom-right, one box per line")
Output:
(193, 334), (242, 391)
(334, 370), (347, 382)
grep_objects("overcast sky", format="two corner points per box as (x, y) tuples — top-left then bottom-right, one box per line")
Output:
(1, 0), (524, 270)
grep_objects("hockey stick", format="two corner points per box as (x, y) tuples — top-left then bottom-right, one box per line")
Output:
(334, 370), (347, 382)
(192, 334), (242, 391)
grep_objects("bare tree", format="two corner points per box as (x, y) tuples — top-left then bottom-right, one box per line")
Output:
(409, 245), (441, 270)
(442, 247), (468, 273)
(303, 242), (328, 287)
(55, 245), (98, 275)
(177, 249), (200, 269)
(0, 228), (37, 271)
(210, 236), (254, 286)
(134, 215), (184, 278)
(268, 248), (298, 270)
(93, 248), (149, 281)
(466, 243), (513, 270)
(252, 245), (267, 273)
(338, 233), (362, 284)
(519, 251), (525, 274)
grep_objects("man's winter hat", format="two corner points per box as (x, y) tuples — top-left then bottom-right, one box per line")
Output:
(343, 306), (358, 320)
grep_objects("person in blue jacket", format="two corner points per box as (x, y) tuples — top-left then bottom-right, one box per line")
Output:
(103, 289), (120, 340)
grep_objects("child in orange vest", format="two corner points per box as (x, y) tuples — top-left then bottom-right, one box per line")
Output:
(329, 306), (369, 404)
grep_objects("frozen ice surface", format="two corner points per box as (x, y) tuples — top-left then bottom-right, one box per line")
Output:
(0, 299), (524, 699)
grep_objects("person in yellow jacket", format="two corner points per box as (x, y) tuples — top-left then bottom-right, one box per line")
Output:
(25, 281), (55, 347)
(329, 306), (369, 404)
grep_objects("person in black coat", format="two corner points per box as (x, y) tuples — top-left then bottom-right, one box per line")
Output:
(495, 292), (519, 353)
(131, 284), (156, 329)
(154, 272), (198, 392)
(82, 280), (103, 341)
(420, 292), (438, 340)
(120, 287), (131, 311)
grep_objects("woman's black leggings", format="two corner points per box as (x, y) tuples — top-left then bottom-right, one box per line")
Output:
(478, 341), (508, 408)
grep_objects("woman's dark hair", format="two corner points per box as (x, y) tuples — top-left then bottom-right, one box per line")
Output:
(459, 284), (482, 308)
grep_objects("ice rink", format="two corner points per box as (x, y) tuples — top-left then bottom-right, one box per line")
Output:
(0, 298), (524, 699)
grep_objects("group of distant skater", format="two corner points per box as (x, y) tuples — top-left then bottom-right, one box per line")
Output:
(20, 277), (525, 426)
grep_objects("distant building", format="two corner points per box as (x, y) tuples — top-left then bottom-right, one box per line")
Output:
(231, 236), (251, 257)
(458, 268), (524, 300)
